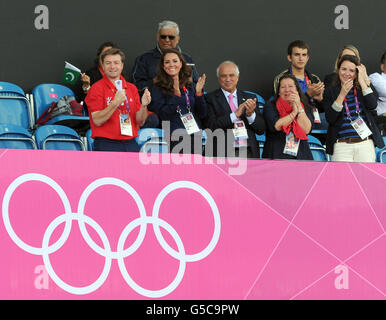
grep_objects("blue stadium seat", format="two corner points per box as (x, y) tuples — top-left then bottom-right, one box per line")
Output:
(377, 149), (386, 163)
(201, 130), (207, 153)
(244, 90), (265, 114)
(136, 128), (168, 153)
(32, 83), (89, 129)
(311, 112), (328, 135)
(85, 129), (94, 151)
(375, 137), (386, 163)
(307, 134), (328, 161)
(0, 124), (36, 149)
(255, 133), (266, 158)
(0, 82), (33, 129)
(34, 125), (85, 151)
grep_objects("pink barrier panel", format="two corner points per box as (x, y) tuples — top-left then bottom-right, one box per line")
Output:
(0, 149), (385, 300)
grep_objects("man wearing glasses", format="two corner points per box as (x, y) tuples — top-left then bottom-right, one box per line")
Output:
(131, 20), (198, 94)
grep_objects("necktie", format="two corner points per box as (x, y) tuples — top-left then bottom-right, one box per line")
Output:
(228, 94), (247, 147)
(228, 94), (237, 113)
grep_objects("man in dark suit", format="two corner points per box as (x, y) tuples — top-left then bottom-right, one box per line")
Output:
(204, 61), (266, 158)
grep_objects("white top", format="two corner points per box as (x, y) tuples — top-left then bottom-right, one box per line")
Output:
(369, 72), (386, 115)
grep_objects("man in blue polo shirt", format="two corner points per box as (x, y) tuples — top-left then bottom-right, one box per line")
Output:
(130, 20), (198, 95)
(273, 40), (325, 127)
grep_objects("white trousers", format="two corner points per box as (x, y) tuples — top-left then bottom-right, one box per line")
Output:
(332, 139), (376, 163)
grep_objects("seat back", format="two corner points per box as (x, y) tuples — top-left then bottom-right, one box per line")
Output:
(244, 90), (265, 113)
(255, 133), (266, 158)
(141, 140), (169, 153)
(0, 82), (32, 129)
(307, 134), (328, 161)
(34, 125), (85, 151)
(32, 84), (74, 124)
(307, 134), (323, 147)
(85, 129), (94, 151)
(136, 128), (168, 153)
(375, 137), (386, 163)
(310, 147), (328, 161)
(0, 124), (36, 149)
(311, 112), (328, 135)
(377, 149), (386, 163)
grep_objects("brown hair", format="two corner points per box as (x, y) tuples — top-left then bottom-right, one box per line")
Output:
(287, 40), (310, 56)
(100, 47), (125, 64)
(337, 54), (360, 88)
(153, 48), (193, 95)
(274, 74), (310, 111)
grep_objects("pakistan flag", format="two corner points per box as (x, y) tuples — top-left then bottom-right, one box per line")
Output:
(62, 61), (81, 85)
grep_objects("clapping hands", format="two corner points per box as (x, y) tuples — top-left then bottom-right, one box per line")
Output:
(287, 90), (302, 109)
(236, 98), (257, 118)
(308, 82), (325, 101)
(141, 88), (151, 107)
(195, 74), (206, 94)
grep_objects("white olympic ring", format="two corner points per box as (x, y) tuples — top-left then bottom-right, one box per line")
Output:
(2, 173), (221, 298)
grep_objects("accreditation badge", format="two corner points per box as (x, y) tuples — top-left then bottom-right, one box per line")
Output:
(232, 120), (248, 147)
(283, 131), (300, 157)
(312, 107), (321, 123)
(120, 113), (133, 136)
(181, 112), (200, 135)
(350, 116), (372, 140)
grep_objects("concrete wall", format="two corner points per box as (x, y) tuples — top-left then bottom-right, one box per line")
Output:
(0, 0), (384, 99)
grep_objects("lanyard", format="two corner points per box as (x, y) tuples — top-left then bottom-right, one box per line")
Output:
(106, 77), (130, 114)
(304, 73), (310, 87)
(177, 86), (191, 116)
(290, 67), (314, 103)
(304, 73), (316, 104)
(119, 99), (130, 114)
(343, 88), (360, 120)
(183, 86), (191, 109)
(112, 88), (130, 114)
(290, 66), (309, 87)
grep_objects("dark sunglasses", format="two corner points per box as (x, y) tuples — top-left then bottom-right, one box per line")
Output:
(160, 35), (176, 40)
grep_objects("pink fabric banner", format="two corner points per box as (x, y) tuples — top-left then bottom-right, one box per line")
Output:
(0, 149), (385, 300)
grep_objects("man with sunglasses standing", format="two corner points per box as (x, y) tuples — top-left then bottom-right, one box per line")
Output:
(131, 20), (198, 95)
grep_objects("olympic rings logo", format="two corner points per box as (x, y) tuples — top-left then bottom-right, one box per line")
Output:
(2, 173), (221, 298)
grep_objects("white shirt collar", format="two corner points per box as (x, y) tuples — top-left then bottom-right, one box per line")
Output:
(221, 88), (237, 99)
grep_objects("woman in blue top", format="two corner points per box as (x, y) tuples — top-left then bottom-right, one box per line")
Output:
(149, 48), (207, 154)
(323, 55), (384, 162)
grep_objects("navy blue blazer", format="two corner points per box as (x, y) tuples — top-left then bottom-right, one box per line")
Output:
(323, 85), (384, 155)
(262, 99), (314, 160)
(149, 84), (207, 134)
